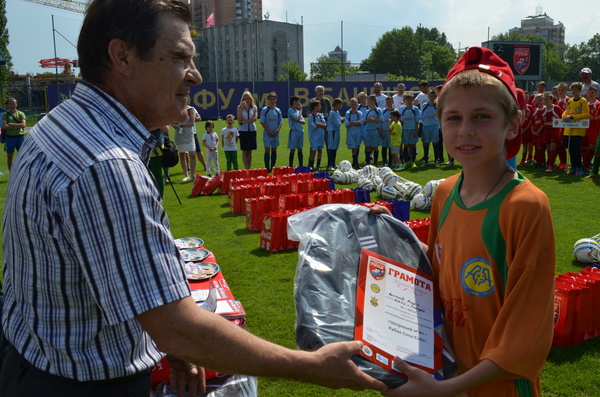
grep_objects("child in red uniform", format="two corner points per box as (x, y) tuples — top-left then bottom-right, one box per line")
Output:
(583, 86), (600, 172)
(586, 86), (600, 178)
(531, 94), (546, 167)
(379, 47), (555, 397)
(541, 92), (563, 172)
(518, 102), (535, 166)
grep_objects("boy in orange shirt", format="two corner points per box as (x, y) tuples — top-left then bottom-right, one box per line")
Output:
(379, 47), (555, 397)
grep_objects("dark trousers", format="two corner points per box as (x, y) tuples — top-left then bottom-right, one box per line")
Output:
(0, 344), (150, 397)
(563, 135), (583, 168)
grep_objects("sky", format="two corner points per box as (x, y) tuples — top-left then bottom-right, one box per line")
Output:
(5, 0), (600, 76)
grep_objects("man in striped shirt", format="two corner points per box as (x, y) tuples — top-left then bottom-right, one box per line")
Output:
(0, 1), (385, 396)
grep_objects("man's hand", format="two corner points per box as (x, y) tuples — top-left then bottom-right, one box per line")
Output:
(166, 355), (206, 397)
(302, 341), (387, 391)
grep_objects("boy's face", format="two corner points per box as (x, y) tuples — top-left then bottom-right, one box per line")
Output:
(359, 96), (367, 104)
(440, 85), (519, 169)
(390, 114), (399, 122)
(571, 87), (581, 98)
(207, 125), (214, 132)
(558, 86), (567, 98)
(333, 102), (342, 110)
(543, 96), (553, 107)
(537, 84), (545, 93)
(535, 96), (543, 107)
(350, 99), (357, 109)
(313, 103), (321, 112)
(386, 98), (394, 108)
(588, 89), (597, 102)
(268, 96), (277, 107)
(368, 98), (376, 108)
(405, 97), (413, 107)
(428, 92), (437, 102)
(226, 117), (234, 125)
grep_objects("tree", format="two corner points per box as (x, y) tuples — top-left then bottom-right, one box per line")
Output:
(563, 34), (600, 81)
(0, 0), (12, 85)
(360, 26), (456, 80)
(277, 61), (307, 82)
(310, 54), (340, 81)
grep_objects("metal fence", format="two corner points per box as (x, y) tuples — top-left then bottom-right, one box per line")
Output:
(1, 85), (48, 116)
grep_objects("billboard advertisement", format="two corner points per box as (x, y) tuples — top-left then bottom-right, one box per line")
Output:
(482, 41), (542, 81)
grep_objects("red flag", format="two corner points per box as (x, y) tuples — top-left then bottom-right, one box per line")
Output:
(205, 12), (215, 28)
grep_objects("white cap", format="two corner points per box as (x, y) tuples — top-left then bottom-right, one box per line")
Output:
(581, 67), (592, 74)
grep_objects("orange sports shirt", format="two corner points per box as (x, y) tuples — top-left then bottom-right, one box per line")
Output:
(427, 173), (555, 397)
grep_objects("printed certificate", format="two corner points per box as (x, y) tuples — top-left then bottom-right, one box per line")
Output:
(355, 248), (443, 375)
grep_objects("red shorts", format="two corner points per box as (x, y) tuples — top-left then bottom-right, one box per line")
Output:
(583, 128), (599, 147)
(521, 128), (534, 144)
(545, 127), (562, 144)
(533, 129), (546, 145)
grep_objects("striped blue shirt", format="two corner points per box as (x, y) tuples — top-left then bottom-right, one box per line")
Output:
(1, 80), (191, 381)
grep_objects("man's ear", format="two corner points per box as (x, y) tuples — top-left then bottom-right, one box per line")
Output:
(107, 38), (135, 77)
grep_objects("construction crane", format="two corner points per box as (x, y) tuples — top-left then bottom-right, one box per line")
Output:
(22, 0), (88, 14)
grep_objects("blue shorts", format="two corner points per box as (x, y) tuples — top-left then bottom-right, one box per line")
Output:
(327, 129), (341, 150)
(4, 136), (24, 153)
(364, 128), (380, 148)
(309, 130), (324, 151)
(380, 130), (391, 147)
(287, 129), (304, 150)
(421, 125), (440, 143)
(346, 127), (362, 149)
(263, 131), (280, 149)
(402, 129), (418, 145)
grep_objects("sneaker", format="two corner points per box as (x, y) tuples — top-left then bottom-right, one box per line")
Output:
(445, 160), (454, 166)
(182, 176), (192, 182)
(392, 164), (405, 171)
(558, 163), (567, 170)
(434, 161), (440, 167)
(517, 161), (525, 166)
(585, 174), (597, 179)
(412, 163), (418, 169)
(575, 168), (584, 176)
(567, 168), (576, 175)
(524, 159), (532, 164)
(583, 166), (591, 173)
(420, 161), (428, 168)
(545, 165), (554, 173)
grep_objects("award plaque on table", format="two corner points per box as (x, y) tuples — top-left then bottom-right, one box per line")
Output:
(355, 248), (445, 378)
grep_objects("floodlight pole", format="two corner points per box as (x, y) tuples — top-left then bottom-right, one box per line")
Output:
(52, 15), (60, 102)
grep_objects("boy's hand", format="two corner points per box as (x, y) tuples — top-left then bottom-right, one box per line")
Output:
(381, 358), (456, 397)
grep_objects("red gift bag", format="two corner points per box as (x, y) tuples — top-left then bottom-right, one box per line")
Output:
(553, 281), (578, 346)
(556, 276), (593, 344)
(202, 175), (222, 196)
(580, 267), (600, 336)
(191, 175), (209, 197)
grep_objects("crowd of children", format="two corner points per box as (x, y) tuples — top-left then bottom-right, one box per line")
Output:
(520, 80), (600, 177)
(174, 72), (600, 180)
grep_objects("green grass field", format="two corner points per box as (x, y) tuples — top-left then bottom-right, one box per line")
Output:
(0, 118), (599, 396)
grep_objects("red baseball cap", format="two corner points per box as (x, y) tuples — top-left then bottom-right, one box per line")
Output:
(445, 46), (521, 160)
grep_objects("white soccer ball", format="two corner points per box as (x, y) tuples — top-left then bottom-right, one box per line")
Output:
(348, 170), (359, 183)
(380, 185), (398, 200)
(358, 178), (374, 191)
(339, 160), (352, 172)
(379, 167), (393, 178)
(376, 183), (384, 198)
(573, 239), (600, 264)
(356, 169), (365, 179)
(423, 179), (445, 198)
(411, 193), (431, 210)
(363, 165), (378, 179)
(331, 169), (343, 183)
(373, 176), (383, 187)
(404, 182), (423, 200)
(337, 171), (352, 184)
(383, 173), (399, 187)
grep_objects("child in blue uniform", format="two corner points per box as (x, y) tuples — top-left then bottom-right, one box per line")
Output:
(287, 95), (305, 167)
(399, 93), (421, 168)
(308, 99), (327, 170)
(326, 98), (344, 170)
(260, 91), (283, 172)
(362, 95), (384, 165)
(345, 97), (363, 169)
(381, 96), (395, 167)
(420, 90), (440, 167)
